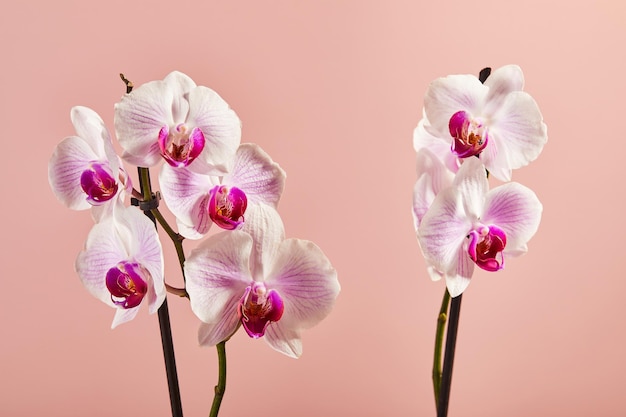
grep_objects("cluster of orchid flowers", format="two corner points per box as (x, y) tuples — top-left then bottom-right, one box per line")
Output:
(413, 65), (546, 297)
(413, 65), (546, 415)
(47, 65), (546, 416)
(48, 71), (340, 415)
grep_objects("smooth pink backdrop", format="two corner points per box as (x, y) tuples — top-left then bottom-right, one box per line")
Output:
(2, 1), (625, 416)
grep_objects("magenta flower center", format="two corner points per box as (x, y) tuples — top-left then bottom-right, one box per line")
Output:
(208, 185), (248, 230)
(105, 261), (150, 309)
(467, 225), (507, 272)
(449, 111), (489, 158)
(80, 162), (119, 205)
(158, 123), (205, 168)
(238, 282), (284, 338)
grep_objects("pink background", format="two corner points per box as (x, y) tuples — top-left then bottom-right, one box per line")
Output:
(2, 1), (625, 416)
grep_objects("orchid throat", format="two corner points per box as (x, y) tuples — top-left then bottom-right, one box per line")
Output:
(449, 111), (489, 158)
(468, 225), (507, 272)
(208, 185), (248, 230)
(238, 282), (284, 338)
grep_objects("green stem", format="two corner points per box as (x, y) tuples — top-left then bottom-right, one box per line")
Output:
(432, 289), (451, 406)
(150, 206), (188, 289)
(138, 167), (184, 417)
(209, 341), (227, 417)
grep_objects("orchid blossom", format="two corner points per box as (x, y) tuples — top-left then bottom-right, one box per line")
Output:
(159, 143), (286, 239)
(75, 206), (165, 328)
(413, 65), (547, 181)
(48, 106), (130, 219)
(184, 204), (340, 358)
(114, 71), (241, 174)
(417, 157), (542, 297)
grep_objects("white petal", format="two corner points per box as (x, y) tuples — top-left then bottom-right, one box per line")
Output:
(48, 136), (98, 210)
(482, 182), (543, 256)
(159, 164), (216, 238)
(121, 207), (165, 306)
(444, 245), (475, 297)
(111, 306), (141, 329)
(114, 79), (174, 167)
(70, 106), (110, 157)
(198, 318), (241, 347)
(413, 119), (460, 174)
(264, 322), (303, 358)
(185, 231), (252, 343)
(453, 157), (489, 220)
(176, 217), (208, 240)
(424, 74), (487, 138)
(186, 86), (241, 175)
(240, 203), (285, 280)
(162, 71), (196, 122)
(223, 144), (286, 206)
(413, 148), (455, 228)
(445, 275), (471, 298)
(483, 65), (525, 113)
(266, 239), (340, 331)
(75, 217), (128, 306)
(417, 187), (472, 276)
(121, 147), (163, 168)
(483, 91), (548, 181)
(91, 197), (125, 223)
(427, 266), (444, 282)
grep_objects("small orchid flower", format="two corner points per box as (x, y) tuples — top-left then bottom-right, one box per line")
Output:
(184, 204), (340, 358)
(417, 157), (542, 297)
(75, 206), (165, 328)
(48, 106), (131, 219)
(159, 143), (286, 239)
(114, 71), (241, 174)
(414, 65), (548, 181)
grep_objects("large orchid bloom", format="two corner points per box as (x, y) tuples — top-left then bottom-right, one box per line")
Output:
(414, 65), (547, 181)
(159, 143), (286, 239)
(75, 206), (165, 328)
(417, 157), (542, 297)
(184, 204), (340, 358)
(114, 71), (241, 174)
(48, 106), (130, 219)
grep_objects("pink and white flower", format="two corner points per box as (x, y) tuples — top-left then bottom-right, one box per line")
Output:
(75, 206), (165, 328)
(159, 143), (286, 239)
(417, 157), (542, 297)
(184, 204), (340, 358)
(114, 71), (241, 174)
(414, 65), (547, 181)
(48, 106), (130, 218)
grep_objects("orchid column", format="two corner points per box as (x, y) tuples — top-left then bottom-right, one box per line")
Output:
(412, 66), (547, 416)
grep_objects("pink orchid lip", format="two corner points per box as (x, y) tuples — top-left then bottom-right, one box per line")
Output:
(467, 224), (507, 272)
(105, 261), (149, 309)
(207, 185), (248, 230)
(449, 110), (489, 158)
(80, 162), (119, 205)
(238, 282), (284, 339)
(158, 124), (205, 168)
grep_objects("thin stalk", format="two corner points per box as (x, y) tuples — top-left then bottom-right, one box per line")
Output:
(432, 289), (451, 406)
(150, 206), (188, 287)
(437, 294), (463, 417)
(165, 283), (188, 297)
(209, 341), (228, 417)
(157, 298), (184, 417)
(138, 167), (184, 417)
